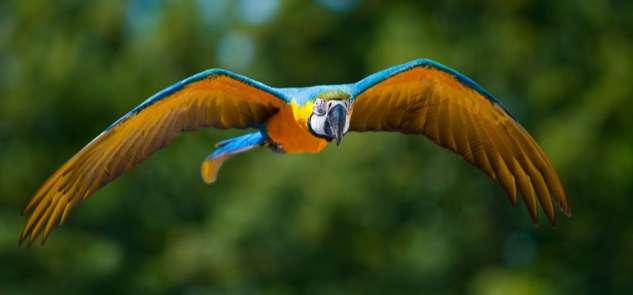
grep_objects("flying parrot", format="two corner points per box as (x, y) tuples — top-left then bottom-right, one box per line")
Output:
(20, 59), (571, 245)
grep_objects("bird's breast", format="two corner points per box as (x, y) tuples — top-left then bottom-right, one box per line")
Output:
(265, 101), (328, 154)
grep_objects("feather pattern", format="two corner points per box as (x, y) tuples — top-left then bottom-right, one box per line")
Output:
(350, 63), (570, 224)
(20, 72), (286, 244)
(20, 58), (570, 245)
(201, 131), (266, 184)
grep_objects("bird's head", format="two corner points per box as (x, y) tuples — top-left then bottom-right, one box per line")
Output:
(308, 90), (352, 146)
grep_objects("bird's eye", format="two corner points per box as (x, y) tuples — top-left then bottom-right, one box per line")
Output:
(313, 99), (326, 116)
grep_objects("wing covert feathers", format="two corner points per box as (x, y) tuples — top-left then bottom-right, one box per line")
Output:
(20, 74), (284, 245)
(350, 66), (570, 224)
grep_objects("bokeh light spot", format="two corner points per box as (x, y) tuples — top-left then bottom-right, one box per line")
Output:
(197, 0), (230, 26)
(125, 0), (163, 34)
(215, 31), (256, 70)
(236, 0), (280, 25)
(503, 232), (537, 267)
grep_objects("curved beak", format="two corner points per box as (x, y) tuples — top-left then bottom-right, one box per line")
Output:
(327, 104), (347, 146)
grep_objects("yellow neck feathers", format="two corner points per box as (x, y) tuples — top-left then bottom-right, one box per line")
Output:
(290, 100), (314, 124)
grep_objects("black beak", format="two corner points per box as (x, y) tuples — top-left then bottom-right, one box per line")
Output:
(327, 104), (347, 146)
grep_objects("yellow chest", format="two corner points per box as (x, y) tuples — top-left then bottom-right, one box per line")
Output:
(265, 101), (328, 154)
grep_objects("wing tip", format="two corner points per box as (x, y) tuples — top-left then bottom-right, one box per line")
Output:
(18, 219), (55, 247)
(18, 199), (59, 247)
(17, 232), (27, 247)
(561, 203), (572, 217)
(526, 197), (571, 228)
(18, 226), (36, 247)
(546, 212), (558, 227)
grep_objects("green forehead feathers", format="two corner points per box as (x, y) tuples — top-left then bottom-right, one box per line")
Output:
(315, 90), (351, 101)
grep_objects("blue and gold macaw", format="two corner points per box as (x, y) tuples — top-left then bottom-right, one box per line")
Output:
(20, 59), (571, 244)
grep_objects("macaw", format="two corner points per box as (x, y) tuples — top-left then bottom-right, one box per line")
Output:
(20, 59), (571, 245)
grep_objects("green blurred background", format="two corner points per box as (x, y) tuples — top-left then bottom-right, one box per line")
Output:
(2, 0), (633, 294)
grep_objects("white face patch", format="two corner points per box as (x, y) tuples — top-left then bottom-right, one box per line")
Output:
(309, 113), (328, 136)
(309, 99), (351, 138)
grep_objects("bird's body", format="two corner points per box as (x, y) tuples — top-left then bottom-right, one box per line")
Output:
(267, 97), (329, 154)
(20, 59), (571, 245)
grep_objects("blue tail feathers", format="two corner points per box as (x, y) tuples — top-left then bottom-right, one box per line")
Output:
(210, 131), (267, 159)
(201, 131), (267, 184)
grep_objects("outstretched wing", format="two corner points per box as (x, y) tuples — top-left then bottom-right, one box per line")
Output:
(350, 59), (570, 224)
(21, 70), (288, 244)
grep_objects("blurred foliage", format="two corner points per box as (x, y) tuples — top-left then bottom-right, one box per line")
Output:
(1, 0), (633, 294)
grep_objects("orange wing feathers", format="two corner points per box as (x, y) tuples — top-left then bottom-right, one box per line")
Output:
(21, 74), (286, 245)
(351, 66), (570, 224)
(22, 60), (570, 244)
